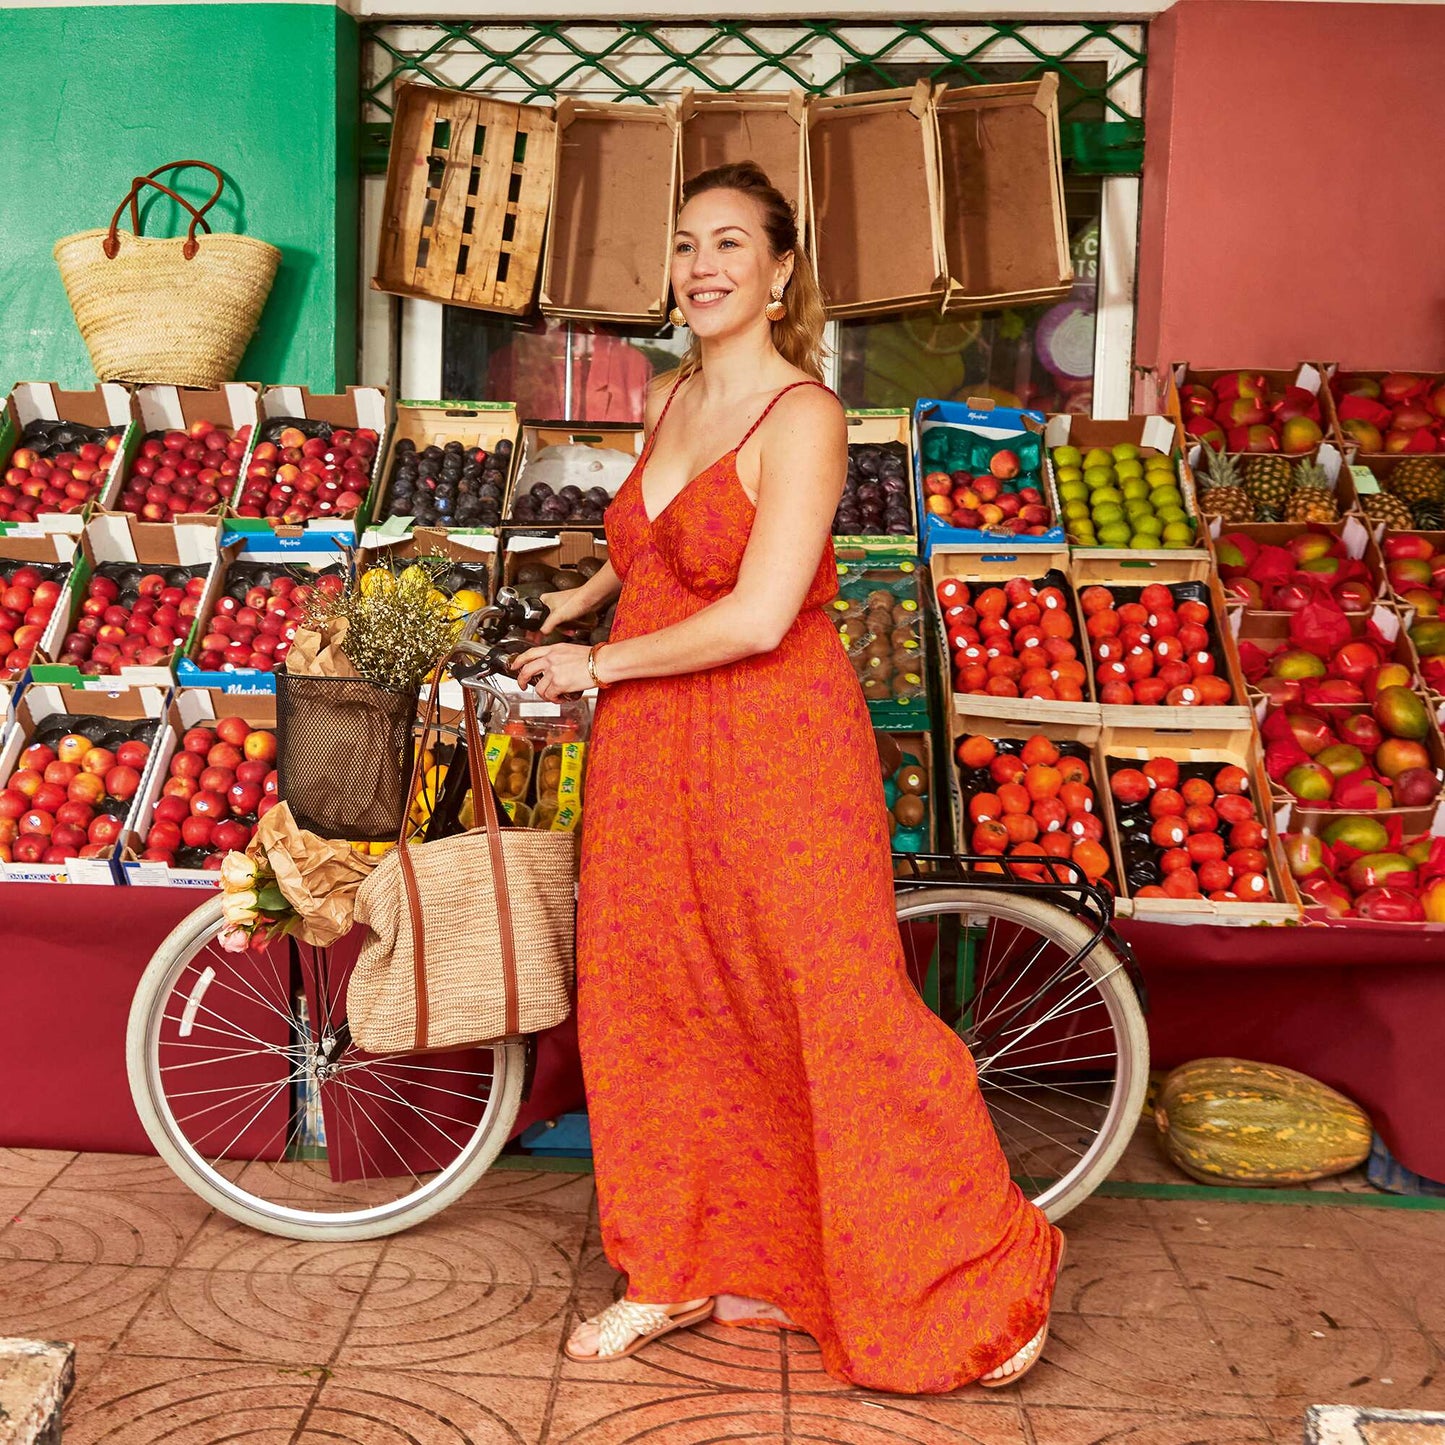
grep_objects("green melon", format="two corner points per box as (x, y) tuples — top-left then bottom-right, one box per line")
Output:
(1153, 1057), (1372, 1186)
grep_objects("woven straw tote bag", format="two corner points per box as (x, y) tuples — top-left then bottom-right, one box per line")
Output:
(348, 663), (577, 1055)
(54, 160), (280, 388)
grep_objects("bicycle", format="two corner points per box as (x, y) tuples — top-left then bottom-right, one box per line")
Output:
(127, 592), (1147, 1240)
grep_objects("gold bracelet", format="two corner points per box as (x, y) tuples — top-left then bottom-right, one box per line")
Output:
(587, 644), (611, 689)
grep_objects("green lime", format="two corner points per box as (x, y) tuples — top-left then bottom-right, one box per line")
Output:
(1051, 445), (1082, 469)
(1073, 520), (1097, 539)
(1083, 447), (1114, 470)
(1157, 504), (1188, 524)
(1133, 514), (1164, 537)
(1064, 499), (1091, 521)
(1163, 520), (1196, 544)
(1144, 453), (1175, 473)
(1115, 459), (1145, 482)
(1099, 522), (1132, 547)
(1163, 536), (1194, 549)
(1054, 465), (1083, 487)
(1092, 502), (1124, 527)
(1111, 442), (1141, 462)
(1129, 532), (1159, 550)
(1058, 478), (1089, 504)
(1121, 476), (1151, 501)
(1083, 465), (1116, 489)
(1149, 486), (1184, 510)
(1091, 486), (1123, 506)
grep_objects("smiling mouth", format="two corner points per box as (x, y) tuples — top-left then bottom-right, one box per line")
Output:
(687, 289), (731, 306)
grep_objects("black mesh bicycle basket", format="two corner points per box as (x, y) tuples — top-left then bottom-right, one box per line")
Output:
(274, 671), (420, 841)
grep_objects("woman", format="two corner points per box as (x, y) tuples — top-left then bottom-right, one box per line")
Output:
(513, 162), (1063, 1394)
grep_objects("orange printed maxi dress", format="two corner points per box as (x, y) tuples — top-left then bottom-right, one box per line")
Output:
(576, 379), (1062, 1394)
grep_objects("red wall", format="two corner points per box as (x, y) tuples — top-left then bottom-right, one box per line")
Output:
(1135, 0), (1445, 391)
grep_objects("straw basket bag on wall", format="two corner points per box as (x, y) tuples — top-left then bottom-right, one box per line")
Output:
(53, 159), (280, 388)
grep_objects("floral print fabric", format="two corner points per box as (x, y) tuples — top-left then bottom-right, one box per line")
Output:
(575, 382), (1062, 1393)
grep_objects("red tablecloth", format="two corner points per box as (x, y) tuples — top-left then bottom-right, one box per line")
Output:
(1, 885), (1439, 1182)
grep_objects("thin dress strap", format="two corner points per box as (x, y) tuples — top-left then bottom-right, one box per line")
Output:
(736, 379), (833, 452)
(645, 372), (689, 451)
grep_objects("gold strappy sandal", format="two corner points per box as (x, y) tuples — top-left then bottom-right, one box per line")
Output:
(564, 1296), (715, 1362)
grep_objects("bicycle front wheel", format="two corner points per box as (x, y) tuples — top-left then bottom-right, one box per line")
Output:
(126, 896), (526, 1240)
(894, 886), (1147, 1221)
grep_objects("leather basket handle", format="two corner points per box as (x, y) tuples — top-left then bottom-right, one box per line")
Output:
(104, 160), (226, 260)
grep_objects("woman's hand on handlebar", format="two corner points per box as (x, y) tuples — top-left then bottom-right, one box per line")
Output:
(513, 642), (593, 700)
(538, 589), (593, 635)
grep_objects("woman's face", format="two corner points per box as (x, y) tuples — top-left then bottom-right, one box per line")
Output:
(671, 187), (790, 342)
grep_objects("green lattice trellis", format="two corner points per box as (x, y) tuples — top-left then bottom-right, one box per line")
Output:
(361, 20), (1145, 172)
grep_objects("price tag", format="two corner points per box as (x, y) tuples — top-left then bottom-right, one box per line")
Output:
(1349, 465), (1380, 495)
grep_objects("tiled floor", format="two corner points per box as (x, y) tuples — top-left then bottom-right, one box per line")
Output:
(1, 1139), (1442, 1445)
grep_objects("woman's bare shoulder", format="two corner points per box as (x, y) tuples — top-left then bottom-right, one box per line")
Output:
(765, 376), (846, 439)
(643, 370), (682, 436)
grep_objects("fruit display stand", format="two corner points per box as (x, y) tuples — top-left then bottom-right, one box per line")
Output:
(1044, 411), (1205, 557)
(828, 555), (929, 729)
(1098, 723), (1300, 924)
(228, 386), (389, 547)
(0, 532), (80, 689)
(1210, 516), (1385, 614)
(120, 689), (278, 887)
(1069, 553), (1252, 729)
(930, 545), (1099, 724)
(911, 396), (1060, 554)
(28, 515), (221, 690)
(356, 528), (495, 607)
(1162, 362), (1340, 461)
(503, 421), (641, 530)
(1324, 366), (1445, 467)
(0, 683), (168, 884)
(0, 382), (137, 536)
(363, 400), (519, 540)
(833, 409), (916, 553)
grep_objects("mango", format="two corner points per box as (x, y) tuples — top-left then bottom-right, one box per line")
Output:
(1321, 815), (1389, 852)
(1373, 685), (1429, 741)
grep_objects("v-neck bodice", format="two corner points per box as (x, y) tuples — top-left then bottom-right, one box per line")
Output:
(604, 376), (840, 625)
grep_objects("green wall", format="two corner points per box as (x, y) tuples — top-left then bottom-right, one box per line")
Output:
(0, 2), (359, 396)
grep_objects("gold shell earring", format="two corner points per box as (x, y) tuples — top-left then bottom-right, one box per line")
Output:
(669, 305), (686, 327)
(765, 284), (786, 322)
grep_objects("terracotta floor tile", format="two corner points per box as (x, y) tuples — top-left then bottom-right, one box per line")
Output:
(0, 1258), (164, 1350)
(1356, 1255), (1445, 1333)
(786, 1393), (1028, 1444)
(1168, 1244), (1419, 1333)
(63, 1354), (315, 1444)
(0, 1148), (75, 1194)
(1023, 1406), (1271, 1443)
(0, 1188), (42, 1225)
(457, 1166), (596, 1215)
(117, 1261), (367, 1363)
(1336, 1206), (1445, 1258)
(1108, 1125), (1189, 1186)
(1012, 1312), (1251, 1414)
(178, 1210), (390, 1276)
(1210, 1319), (1445, 1419)
(47, 1151), (205, 1195)
(0, 1186), (212, 1267)
(561, 1289), (786, 1392)
(1058, 1196), (1168, 1252)
(1052, 1235), (1198, 1320)
(383, 1205), (590, 1288)
(1147, 1199), (1356, 1253)
(544, 1382), (790, 1443)
(335, 1277), (573, 1376)
(296, 1368), (551, 1444)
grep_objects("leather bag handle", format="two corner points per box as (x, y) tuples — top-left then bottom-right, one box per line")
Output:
(396, 654), (521, 1048)
(103, 160), (226, 260)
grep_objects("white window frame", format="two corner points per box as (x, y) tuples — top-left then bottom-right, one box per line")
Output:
(359, 20), (1145, 417)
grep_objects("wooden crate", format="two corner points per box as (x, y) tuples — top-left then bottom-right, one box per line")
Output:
(374, 83), (556, 315)
(1098, 722), (1301, 926)
(678, 89), (808, 230)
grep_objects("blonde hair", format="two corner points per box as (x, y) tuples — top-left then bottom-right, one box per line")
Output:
(673, 161), (827, 383)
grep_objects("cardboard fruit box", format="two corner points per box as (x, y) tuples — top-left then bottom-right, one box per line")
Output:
(121, 688), (277, 888)
(30, 516), (222, 691)
(931, 76), (1073, 315)
(943, 705), (1120, 893)
(1045, 412), (1205, 559)
(0, 683), (168, 884)
(540, 99), (680, 324)
(0, 532), (80, 692)
(806, 82), (947, 319)
(228, 386), (389, 548)
(1190, 439), (1354, 521)
(503, 421), (641, 532)
(875, 728), (937, 872)
(1348, 455), (1445, 531)
(912, 396), (1059, 555)
(830, 557), (929, 731)
(363, 401), (520, 543)
(373, 82), (557, 316)
(1162, 362), (1342, 462)
(1068, 552), (1253, 730)
(357, 528), (496, 607)
(1097, 722), (1301, 926)
(1209, 513), (1385, 617)
(1226, 604), (1413, 704)
(929, 546), (1099, 726)
(1321, 364), (1445, 464)
(176, 539), (348, 695)
(679, 89), (808, 233)
(835, 409), (916, 556)
(0, 382), (137, 536)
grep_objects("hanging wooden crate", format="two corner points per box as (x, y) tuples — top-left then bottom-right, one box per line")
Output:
(539, 99), (680, 324)
(678, 89), (809, 234)
(373, 82), (556, 316)
(806, 81), (947, 319)
(933, 76), (1073, 315)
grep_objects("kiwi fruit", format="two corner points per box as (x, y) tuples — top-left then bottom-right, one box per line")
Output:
(892, 672), (923, 698)
(862, 677), (890, 700)
(549, 569), (585, 590)
(575, 556), (604, 578)
(863, 639), (892, 663)
(892, 602), (919, 627)
(893, 794), (926, 829)
(875, 732), (903, 778)
(515, 563), (551, 586)
(866, 589), (895, 610)
(897, 766), (927, 795)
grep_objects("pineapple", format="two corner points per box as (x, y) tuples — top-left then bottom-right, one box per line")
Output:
(1388, 456), (1445, 507)
(1284, 458), (1339, 523)
(1195, 445), (1253, 523)
(1244, 453), (1294, 522)
(1361, 491), (1414, 530)
(1412, 499), (1445, 531)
